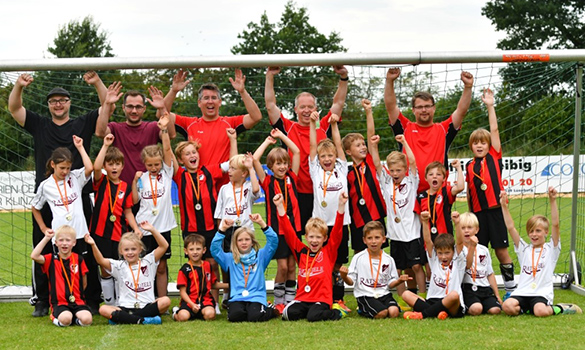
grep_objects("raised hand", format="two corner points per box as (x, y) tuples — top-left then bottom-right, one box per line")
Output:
(105, 82), (123, 104)
(386, 67), (401, 81)
(229, 69), (246, 93)
(84, 233), (95, 245)
(139, 221), (155, 233)
(361, 99), (372, 111)
(171, 69), (191, 93)
(547, 186), (558, 199)
(481, 88), (494, 107)
(158, 112), (170, 130)
(270, 128), (284, 140)
(333, 65), (348, 78)
(420, 211), (430, 222)
(219, 218), (235, 231)
(72, 135), (84, 148)
(266, 67), (281, 76)
(83, 71), (101, 85)
(395, 134), (406, 145)
(370, 135), (380, 145)
(451, 211), (460, 224)
(329, 113), (340, 124)
(451, 159), (461, 170)
(147, 86), (165, 109)
(461, 71), (474, 88)
(103, 133), (115, 147)
(310, 111), (320, 122)
(16, 73), (34, 88)
(226, 128), (237, 141)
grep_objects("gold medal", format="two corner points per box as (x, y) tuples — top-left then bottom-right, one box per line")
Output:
(195, 203), (202, 211)
(109, 215), (116, 222)
(152, 208), (158, 216)
(374, 293), (379, 299)
(321, 200), (327, 208)
(431, 227), (438, 234)
(68, 295), (76, 303)
(480, 183), (488, 191)
(359, 198), (366, 206)
(304, 285), (311, 293)
(235, 219), (241, 226)
(394, 217), (401, 223)
(471, 285), (478, 292)
(134, 302), (140, 309)
(242, 290), (249, 297)
(65, 213), (72, 221)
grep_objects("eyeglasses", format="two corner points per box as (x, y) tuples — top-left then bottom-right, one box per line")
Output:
(48, 98), (70, 105)
(413, 104), (435, 110)
(124, 104), (145, 111)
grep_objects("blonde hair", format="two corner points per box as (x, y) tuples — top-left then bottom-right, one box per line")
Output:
(425, 161), (446, 177)
(305, 217), (328, 238)
(174, 140), (201, 161)
(341, 133), (364, 151)
(316, 139), (337, 157)
(230, 227), (260, 264)
(266, 147), (290, 170)
(229, 154), (249, 174)
(55, 225), (76, 241)
(526, 215), (549, 235)
(458, 212), (479, 229)
(363, 221), (384, 238)
(141, 145), (163, 163)
(469, 128), (491, 150)
(386, 151), (407, 169)
(118, 232), (146, 259)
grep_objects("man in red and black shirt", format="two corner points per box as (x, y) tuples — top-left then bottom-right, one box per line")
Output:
(384, 68), (474, 193)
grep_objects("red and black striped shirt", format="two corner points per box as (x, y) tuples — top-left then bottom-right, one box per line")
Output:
(466, 146), (504, 212)
(261, 171), (301, 234)
(91, 177), (133, 242)
(42, 253), (88, 307)
(177, 261), (217, 307)
(347, 154), (387, 229)
(415, 184), (456, 235)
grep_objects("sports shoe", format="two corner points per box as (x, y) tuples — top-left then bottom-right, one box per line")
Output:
(503, 291), (512, 301)
(222, 299), (229, 310)
(142, 316), (162, 325)
(172, 306), (179, 319)
(437, 311), (448, 320)
(332, 303), (348, 318)
(403, 311), (423, 320)
(274, 303), (285, 316)
(557, 303), (583, 314)
(32, 300), (49, 317)
(334, 299), (351, 313)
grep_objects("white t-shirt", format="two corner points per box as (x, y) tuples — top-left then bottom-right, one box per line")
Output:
(214, 180), (260, 230)
(107, 251), (159, 309)
(347, 249), (398, 298)
(378, 169), (420, 242)
(427, 248), (466, 310)
(309, 156), (350, 226)
(135, 162), (177, 235)
(511, 239), (560, 304)
(462, 244), (494, 288)
(31, 168), (91, 239)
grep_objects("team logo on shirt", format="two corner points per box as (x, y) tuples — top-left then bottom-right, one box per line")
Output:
(433, 275), (448, 289)
(141, 265), (150, 277)
(479, 254), (487, 265)
(70, 264), (79, 274)
(522, 263), (544, 276)
(199, 174), (205, 181)
(299, 266), (324, 277)
(118, 190), (125, 199)
(436, 194), (443, 204)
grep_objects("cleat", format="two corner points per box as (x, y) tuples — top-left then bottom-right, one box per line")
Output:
(403, 311), (423, 320)
(334, 300), (351, 313)
(172, 306), (179, 319)
(274, 304), (285, 316)
(32, 301), (49, 317)
(437, 311), (448, 320)
(142, 316), (162, 325)
(332, 303), (348, 318)
(503, 291), (512, 301)
(557, 303), (583, 314)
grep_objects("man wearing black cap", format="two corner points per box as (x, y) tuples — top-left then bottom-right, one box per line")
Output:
(8, 71), (108, 316)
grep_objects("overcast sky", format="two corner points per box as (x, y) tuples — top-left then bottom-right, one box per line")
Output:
(1, 0), (504, 60)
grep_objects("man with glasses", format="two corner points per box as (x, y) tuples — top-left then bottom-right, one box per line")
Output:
(8, 71), (108, 316)
(384, 67), (474, 192)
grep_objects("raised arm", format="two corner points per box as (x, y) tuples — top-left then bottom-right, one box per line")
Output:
(481, 88), (501, 153)
(94, 134), (114, 182)
(363, 99), (376, 142)
(500, 191), (520, 247)
(158, 113), (178, 176)
(252, 135), (276, 183)
(83, 71), (107, 105)
(548, 186), (560, 247)
(384, 68), (401, 125)
(95, 82), (122, 138)
(244, 153), (260, 195)
(396, 135), (416, 175)
(8, 74), (34, 127)
(264, 67), (282, 125)
(31, 230), (54, 265)
(466, 236), (478, 269)
(339, 265), (353, 286)
(272, 128), (300, 175)
(226, 128), (238, 160)
(163, 69), (191, 112)
(84, 233), (111, 271)
(309, 111), (319, 160)
(230, 69), (261, 129)
(452, 211), (464, 254)
(73, 135), (93, 178)
(420, 211), (433, 255)
(147, 85), (176, 139)
(131, 171), (142, 205)
(451, 71), (474, 129)
(451, 159), (465, 196)
(329, 113), (345, 162)
(330, 66), (349, 116)
(140, 221), (169, 262)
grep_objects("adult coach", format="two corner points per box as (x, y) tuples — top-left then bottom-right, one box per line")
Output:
(384, 67), (474, 192)
(265, 66), (349, 231)
(8, 71), (107, 316)
(95, 82), (176, 185)
(164, 69), (262, 172)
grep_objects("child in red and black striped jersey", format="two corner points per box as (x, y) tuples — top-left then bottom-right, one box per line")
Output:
(342, 99), (387, 254)
(31, 225), (92, 327)
(253, 128), (301, 311)
(91, 134), (140, 305)
(466, 88), (516, 298)
(173, 234), (226, 321)
(276, 192), (350, 322)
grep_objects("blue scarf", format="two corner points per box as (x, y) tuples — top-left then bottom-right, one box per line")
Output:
(240, 249), (257, 265)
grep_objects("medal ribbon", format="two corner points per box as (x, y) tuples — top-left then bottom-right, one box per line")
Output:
(392, 183), (399, 216)
(532, 247), (543, 279)
(274, 179), (288, 213)
(59, 255), (76, 302)
(305, 249), (321, 288)
(241, 263), (252, 290)
(471, 249), (477, 282)
(427, 191), (439, 228)
(232, 183), (244, 220)
(188, 171), (201, 203)
(148, 173), (158, 208)
(106, 180), (119, 218)
(442, 263), (451, 295)
(129, 260), (142, 304)
(368, 252), (382, 290)
(54, 175), (70, 213)
(471, 158), (486, 186)
(322, 171), (334, 199)
(188, 261), (204, 304)
(353, 163), (365, 201)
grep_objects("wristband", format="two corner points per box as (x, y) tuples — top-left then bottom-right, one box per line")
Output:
(161, 129), (168, 134)
(340, 77), (349, 81)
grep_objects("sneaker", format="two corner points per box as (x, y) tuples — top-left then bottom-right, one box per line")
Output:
(503, 291), (512, 301)
(172, 306), (179, 319)
(215, 303), (222, 315)
(32, 301), (49, 317)
(403, 311), (423, 320)
(334, 300), (351, 313)
(222, 299), (229, 310)
(274, 304), (285, 316)
(332, 303), (348, 318)
(437, 311), (448, 320)
(557, 303), (583, 314)
(142, 316), (162, 325)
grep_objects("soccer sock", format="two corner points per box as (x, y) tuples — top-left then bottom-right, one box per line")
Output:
(421, 301), (448, 319)
(111, 310), (141, 324)
(52, 318), (67, 327)
(408, 288), (418, 294)
(332, 272), (345, 301)
(500, 263), (516, 291)
(285, 280), (297, 304)
(100, 276), (116, 305)
(75, 318), (89, 326)
(274, 282), (285, 305)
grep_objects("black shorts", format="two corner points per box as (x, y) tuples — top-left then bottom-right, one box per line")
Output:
(350, 219), (389, 252)
(356, 293), (399, 318)
(142, 230), (172, 259)
(272, 234), (291, 260)
(93, 234), (120, 259)
(120, 301), (160, 317)
(475, 208), (509, 249)
(415, 298), (465, 318)
(52, 304), (91, 319)
(391, 238), (424, 270)
(183, 229), (216, 259)
(298, 193), (314, 235)
(462, 284), (501, 313)
(509, 295), (551, 314)
(178, 300), (215, 320)
(325, 225), (349, 265)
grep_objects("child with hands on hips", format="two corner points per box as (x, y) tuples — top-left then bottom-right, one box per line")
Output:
(85, 221), (171, 325)
(401, 211), (466, 319)
(339, 220), (410, 319)
(31, 225), (92, 327)
(210, 213), (278, 322)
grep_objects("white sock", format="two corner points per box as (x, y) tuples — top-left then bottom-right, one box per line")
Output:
(100, 276), (116, 305)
